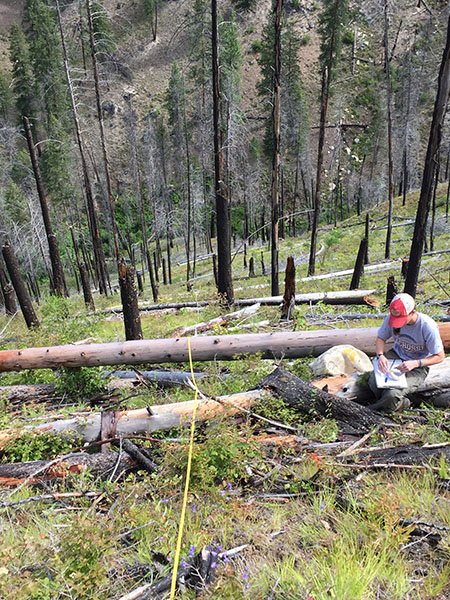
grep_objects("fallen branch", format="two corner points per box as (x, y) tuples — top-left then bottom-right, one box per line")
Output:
(171, 303), (260, 337)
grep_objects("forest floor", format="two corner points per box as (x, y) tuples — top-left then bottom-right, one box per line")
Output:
(0, 189), (449, 599)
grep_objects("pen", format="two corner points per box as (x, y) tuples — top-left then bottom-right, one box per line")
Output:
(384, 360), (396, 383)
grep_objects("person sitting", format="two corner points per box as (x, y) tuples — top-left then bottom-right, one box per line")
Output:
(367, 293), (445, 412)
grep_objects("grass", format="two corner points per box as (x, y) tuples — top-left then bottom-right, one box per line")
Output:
(0, 190), (449, 599)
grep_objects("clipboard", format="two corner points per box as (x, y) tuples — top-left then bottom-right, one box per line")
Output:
(373, 359), (407, 389)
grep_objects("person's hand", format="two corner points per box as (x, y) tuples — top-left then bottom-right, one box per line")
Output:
(377, 354), (389, 374)
(398, 360), (418, 373)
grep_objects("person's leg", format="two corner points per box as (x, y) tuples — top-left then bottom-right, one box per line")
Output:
(368, 387), (407, 412)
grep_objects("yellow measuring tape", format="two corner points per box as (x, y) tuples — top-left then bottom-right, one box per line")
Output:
(170, 337), (199, 599)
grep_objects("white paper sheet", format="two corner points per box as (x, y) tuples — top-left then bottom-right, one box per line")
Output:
(373, 358), (407, 389)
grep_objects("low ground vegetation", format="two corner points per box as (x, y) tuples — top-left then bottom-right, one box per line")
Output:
(0, 194), (449, 599)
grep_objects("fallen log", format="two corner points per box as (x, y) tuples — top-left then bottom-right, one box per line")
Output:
(171, 303), (260, 337)
(335, 357), (450, 408)
(1, 323), (449, 372)
(0, 390), (264, 445)
(93, 289), (378, 315)
(258, 367), (392, 435)
(0, 383), (57, 404)
(0, 452), (134, 486)
(352, 444), (450, 467)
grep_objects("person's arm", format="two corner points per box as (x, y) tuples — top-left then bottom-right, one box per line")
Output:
(375, 336), (389, 374)
(398, 349), (445, 373)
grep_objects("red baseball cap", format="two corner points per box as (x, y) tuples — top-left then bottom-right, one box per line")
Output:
(389, 293), (415, 327)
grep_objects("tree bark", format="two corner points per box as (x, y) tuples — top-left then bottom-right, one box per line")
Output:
(23, 116), (68, 297)
(0, 452), (134, 486)
(259, 367), (391, 435)
(0, 259), (17, 315)
(281, 256), (295, 320)
(2, 240), (39, 329)
(349, 238), (368, 290)
(404, 13), (450, 296)
(383, 0), (394, 260)
(308, 67), (329, 276)
(119, 260), (143, 341)
(270, 0), (283, 296)
(211, 0), (233, 305)
(3, 323), (449, 372)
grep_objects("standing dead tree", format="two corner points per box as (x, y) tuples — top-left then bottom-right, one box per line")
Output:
(23, 116), (68, 298)
(2, 239), (39, 329)
(56, 0), (109, 296)
(405, 13), (450, 296)
(86, 0), (142, 340)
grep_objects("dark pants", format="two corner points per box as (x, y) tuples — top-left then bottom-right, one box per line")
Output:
(367, 350), (429, 412)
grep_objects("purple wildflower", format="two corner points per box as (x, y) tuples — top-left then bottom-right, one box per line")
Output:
(192, 505), (197, 513)
(211, 561), (217, 569)
(188, 545), (196, 557)
(319, 504), (325, 510)
(245, 583), (250, 589)
(227, 482), (233, 490)
(243, 572), (249, 581)
(161, 498), (169, 504)
(220, 490), (226, 496)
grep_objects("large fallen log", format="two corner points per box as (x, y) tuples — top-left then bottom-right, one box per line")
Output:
(0, 390), (264, 445)
(93, 289), (378, 315)
(336, 357), (450, 408)
(258, 367), (391, 435)
(1, 323), (449, 372)
(0, 452), (135, 486)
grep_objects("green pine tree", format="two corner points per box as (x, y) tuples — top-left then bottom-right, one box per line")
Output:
(24, 0), (68, 127)
(9, 23), (34, 119)
(0, 71), (13, 119)
(92, 0), (115, 57)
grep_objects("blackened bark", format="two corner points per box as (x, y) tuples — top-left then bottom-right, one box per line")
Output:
(270, 0), (283, 296)
(0, 259), (17, 315)
(281, 256), (295, 320)
(386, 275), (398, 305)
(162, 258), (167, 285)
(2, 240), (39, 328)
(258, 367), (390, 435)
(405, 14), (450, 296)
(119, 260), (143, 341)
(23, 116), (68, 297)
(211, 0), (233, 305)
(79, 262), (95, 310)
(146, 251), (158, 302)
(349, 238), (368, 290)
(248, 256), (255, 278)
(383, 0), (394, 260)
(364, 213), (370, 264)
(308, 67), (329, 276)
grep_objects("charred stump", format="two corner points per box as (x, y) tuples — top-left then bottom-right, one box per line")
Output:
(350, 238), (368, 290)
(119, 260), (143, 341)
(248, 256), (255, 278)
(386, 275), (398, 305)
(281, 256), (295, 320)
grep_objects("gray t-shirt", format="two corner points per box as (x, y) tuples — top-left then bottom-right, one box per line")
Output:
(378, 313), (443, 361)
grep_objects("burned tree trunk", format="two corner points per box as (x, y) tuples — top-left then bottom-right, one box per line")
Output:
(248, 256), (255, 278)
(70, 227), (94, 310)
(270, 0), (283, 296)
(0, 259), (17, 315)
(2, 240), (39, 329)
(119, 260), (143, 341)
(405, 13), (450, 296)
(386, 275), (398, 305)
(281, 256), (295, 320)
(258, 367), (392, 435)
(23, 116), (68, 298)
(349, 238), (368, 290)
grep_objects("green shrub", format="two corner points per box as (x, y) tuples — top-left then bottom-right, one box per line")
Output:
(250, 39), (263, 53)
(56, 366), (107, 399)
(1, 431), (81, 463)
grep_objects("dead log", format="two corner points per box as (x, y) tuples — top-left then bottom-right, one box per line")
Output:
(0, 452), (134, 486)
(0, 383), (57, 404)
(171, 303), (260, 337)
(2, 323), (449, 372)
(333, 358), (450, 408)
(349, 238), (368, 290)
(258, 367), (391, 435)
(353, 444), (450, 467)
(93, 289), (378, 316)
(0, 390), (264, 445)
